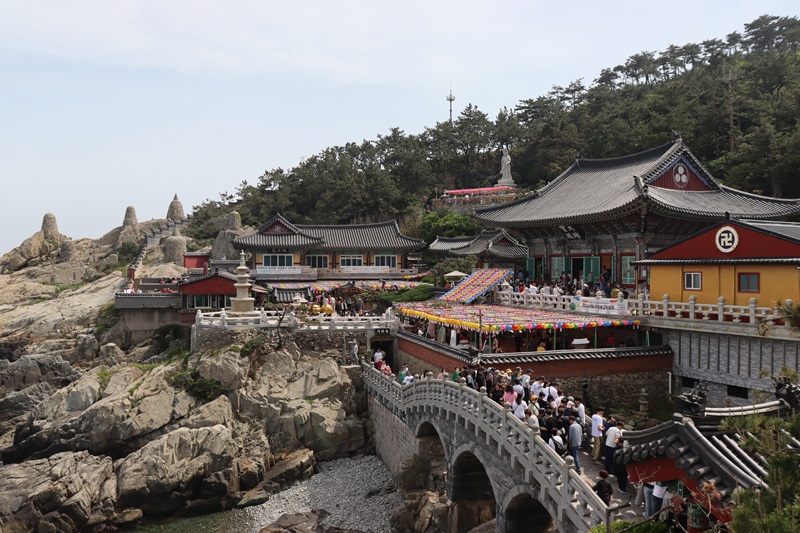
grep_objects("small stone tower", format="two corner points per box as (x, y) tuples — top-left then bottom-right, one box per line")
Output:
(166, 194), (185, 221)
(122, 206), (138, 227)
(229, 250), (257, 315)
(41, 212), (61, 245)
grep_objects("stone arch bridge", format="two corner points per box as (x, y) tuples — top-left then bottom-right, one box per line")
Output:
(363, 365), (608, 533)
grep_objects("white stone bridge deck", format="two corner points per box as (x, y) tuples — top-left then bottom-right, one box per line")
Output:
(362, 364), (609, 532)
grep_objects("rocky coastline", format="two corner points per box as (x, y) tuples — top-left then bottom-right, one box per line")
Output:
(0, 208), (380, 533)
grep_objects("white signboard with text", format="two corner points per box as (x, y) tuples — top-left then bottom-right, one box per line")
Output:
(570, 296), (629, 316)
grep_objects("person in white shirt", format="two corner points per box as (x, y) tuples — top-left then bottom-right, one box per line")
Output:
(591, 407), (605, 461)
(403, 373), (414, 385)
(574, 397), (586, 428)
(528, 283), (538, 294)
(543, 383), (558, 404)
(531, 377), (545, 400)
(604, 419), (624, 473)
(525, 408), (539, 431)
(548, 427), (565, 453)
(512, 394), (528, 420)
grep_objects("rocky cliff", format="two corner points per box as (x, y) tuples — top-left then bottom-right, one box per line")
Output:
(0, 209), (372, 532)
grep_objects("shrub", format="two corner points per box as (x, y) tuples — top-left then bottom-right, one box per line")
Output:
(168, 369), (227, 403)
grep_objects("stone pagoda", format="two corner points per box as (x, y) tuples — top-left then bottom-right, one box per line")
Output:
(229, 250), (258, 315)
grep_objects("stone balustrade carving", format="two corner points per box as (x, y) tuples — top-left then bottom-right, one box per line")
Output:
(362, 363), (607, 531)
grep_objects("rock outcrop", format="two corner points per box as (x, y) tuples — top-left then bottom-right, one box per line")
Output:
(0, 450), (115, 533)
(0, 213), (64, 272)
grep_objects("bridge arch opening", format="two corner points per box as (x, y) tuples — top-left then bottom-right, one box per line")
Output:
(504, 491), (554, 532)
(416, 421), (447, 492)
(450, 451), (496, 533)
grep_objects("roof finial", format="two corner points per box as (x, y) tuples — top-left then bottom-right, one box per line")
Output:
(725, 211), (731, 220)
(672, 131), (683, 142)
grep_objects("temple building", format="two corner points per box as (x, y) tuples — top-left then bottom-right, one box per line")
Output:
(231, 213), (425, 282)
(635, 218), (800, 306)
(429, 229), (528, 270)
(473, 137), (800, 293)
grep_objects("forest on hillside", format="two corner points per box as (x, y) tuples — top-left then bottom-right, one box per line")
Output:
(188, 15), (800, 243)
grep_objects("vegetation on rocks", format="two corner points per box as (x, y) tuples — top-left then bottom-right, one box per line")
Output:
(167, 368), (228, 403)
(377, 284), (435, 305)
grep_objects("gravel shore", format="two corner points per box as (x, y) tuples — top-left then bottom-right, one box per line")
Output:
(242, 454), (403, 532)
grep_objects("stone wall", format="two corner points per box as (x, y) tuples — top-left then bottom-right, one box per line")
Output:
(666, 326), (800, 406)
(367, 395), (418, 478)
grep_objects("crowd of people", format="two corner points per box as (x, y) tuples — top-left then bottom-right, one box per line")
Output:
(510, 266), (630, 300)
(372, 359), (662, 512)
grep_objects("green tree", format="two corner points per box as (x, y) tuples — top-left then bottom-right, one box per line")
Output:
(419, 210), (479, 243)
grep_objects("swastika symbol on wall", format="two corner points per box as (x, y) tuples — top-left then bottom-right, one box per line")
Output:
(715, 226), (739, 253)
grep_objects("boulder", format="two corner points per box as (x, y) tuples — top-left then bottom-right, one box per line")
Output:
(238, 448), (315, 508)
(0, 450), (114, 533)
(161, 235), (186, 264)
(395, 454), (431, 491)
(0, 231), (53, 272)
(211, 230), (241, 261)
(0, 381), (53, 435)
(5, 365), (194, 463)
(181, 395), (234, 429)
(98, 343), (125, 365)
(76, 334), (99, 361)
(0, 354), (80, 396)
(193, 350), (248, 391)
(115, 425), (237, 515)
(0, 273), (121, 338)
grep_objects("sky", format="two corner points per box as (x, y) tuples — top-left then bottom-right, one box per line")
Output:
(1, 1), (797, 256)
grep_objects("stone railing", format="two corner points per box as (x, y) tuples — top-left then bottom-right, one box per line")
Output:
(295, 314), (399, 333)
(194, 309), (400, 334)
(194, 309), (288, 328)
(361, 364), (608, 531)
(495, 290), (788, 328)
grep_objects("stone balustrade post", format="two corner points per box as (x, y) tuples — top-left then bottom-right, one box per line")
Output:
(749, 297), (758, 324)
(661, 294), (670, 317)
(717, 296), (726, 322)
(561, 454), (575, 519)
(636, 292), (644, 317)
(501, 402), (512, 454)
(689, 295), (696, 320)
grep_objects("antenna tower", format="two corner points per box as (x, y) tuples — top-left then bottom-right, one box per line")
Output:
(446, 87), (456, 122)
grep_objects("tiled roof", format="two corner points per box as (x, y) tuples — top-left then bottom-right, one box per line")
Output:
(234, 214), (424, 252)
(233, 214), (324, 250)
(429, 236), (475, 252)
(431, 230), (528, 259)
(646, 185), (800, 219)
(618, 403), (800, 503)
(178, 271), (238, 286)
(635, 257), (800, 265)
(743, 220), (800, 242)
(299, 220), (425, 251)
(474, 140), (800, 227)
(480, 345), (673, 365)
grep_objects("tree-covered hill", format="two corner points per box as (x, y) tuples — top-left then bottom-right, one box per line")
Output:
(188, 15), (800, 242)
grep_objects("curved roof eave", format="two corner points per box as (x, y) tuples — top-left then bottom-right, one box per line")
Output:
(478, 198), (644, 229)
